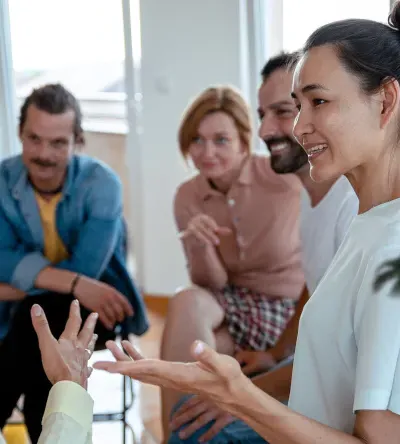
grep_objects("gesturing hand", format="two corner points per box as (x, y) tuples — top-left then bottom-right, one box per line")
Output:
(93, 340), (247, 409)
(170, 395), (236, 442)
(31, 300), (98, 389)
(180, 214), (232, 246)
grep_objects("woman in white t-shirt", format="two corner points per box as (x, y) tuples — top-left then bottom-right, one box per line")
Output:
(95, 3), (400, 442)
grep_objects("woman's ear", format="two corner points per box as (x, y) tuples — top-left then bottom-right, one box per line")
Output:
(380, 78), (400, 129)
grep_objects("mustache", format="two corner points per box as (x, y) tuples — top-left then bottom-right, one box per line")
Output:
(31, 158), (57, 167)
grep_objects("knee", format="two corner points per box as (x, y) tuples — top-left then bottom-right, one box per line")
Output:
(167, 287), (210, 319)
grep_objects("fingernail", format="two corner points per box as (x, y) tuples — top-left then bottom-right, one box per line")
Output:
(33, 305), (42, 317)
(193, 340), (205, 355)
(73, 299), (79, 307)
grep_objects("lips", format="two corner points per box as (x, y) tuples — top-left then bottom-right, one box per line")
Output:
(305, 144), (328, 159)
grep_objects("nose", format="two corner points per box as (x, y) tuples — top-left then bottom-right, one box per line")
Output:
(33, 141), (53, 160)
(258, 113), (279, 141)
(202, 141), (217, 158)
(293, 108), (314, 144)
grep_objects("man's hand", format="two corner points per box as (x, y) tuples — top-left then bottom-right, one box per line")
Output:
(235, 350), (278, 376)
(73, 276), (134, 330)
(31, 300), (98, 389)
(170, 395), (236, 442)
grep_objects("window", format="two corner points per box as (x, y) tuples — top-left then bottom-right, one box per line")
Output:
(8, 0), (141, 132)
(283, 0), (390, 52)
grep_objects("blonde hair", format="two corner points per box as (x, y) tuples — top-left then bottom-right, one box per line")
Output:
(178, 85), (253, 158)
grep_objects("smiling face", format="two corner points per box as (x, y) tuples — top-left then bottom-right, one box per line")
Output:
(258, 68), (308, 174)
(292, 45), (388, 183)
(188, 111), (247, 180)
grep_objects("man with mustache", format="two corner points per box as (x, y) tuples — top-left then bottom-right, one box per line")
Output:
(167, 52), (359, 443)
(0, 83), (149, 443)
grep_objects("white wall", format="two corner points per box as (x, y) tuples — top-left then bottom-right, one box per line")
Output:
(136, 0), (253, 295)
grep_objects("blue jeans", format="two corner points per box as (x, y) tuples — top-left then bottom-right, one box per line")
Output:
(168, 395), (268, 444)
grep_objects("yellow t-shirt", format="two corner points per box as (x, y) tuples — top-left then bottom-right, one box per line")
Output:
(34, 192), (69, 263)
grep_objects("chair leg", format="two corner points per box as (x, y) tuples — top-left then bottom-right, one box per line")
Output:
(123, 375), (127, 444)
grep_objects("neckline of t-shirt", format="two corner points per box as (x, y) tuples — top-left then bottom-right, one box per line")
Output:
(355, 197), (400, 220)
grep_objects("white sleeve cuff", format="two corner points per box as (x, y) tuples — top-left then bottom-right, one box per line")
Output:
(42, 381), (93, 431)
(353, 388), (391, 412)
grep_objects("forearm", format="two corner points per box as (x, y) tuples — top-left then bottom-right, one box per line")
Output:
(186, 243), (228, 289)
(269, 285), (309, 361)
(221, 378), (361, 444)
(0, 284), (25, 301)
(35, 267), (77, 294)
(251, 363), (293, 402)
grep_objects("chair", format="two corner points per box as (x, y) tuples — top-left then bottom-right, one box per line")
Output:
(91, 329), (137, 444)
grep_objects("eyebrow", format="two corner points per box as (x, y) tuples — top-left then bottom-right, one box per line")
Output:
(291, 83), (329, 99)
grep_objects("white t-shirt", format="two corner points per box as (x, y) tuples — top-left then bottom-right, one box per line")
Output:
(300, 176), (359, 295)
(289, 198), (400, 433)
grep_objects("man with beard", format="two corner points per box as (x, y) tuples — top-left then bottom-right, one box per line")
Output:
(167, 52), (358, 444)
(0, 83), (149, 443)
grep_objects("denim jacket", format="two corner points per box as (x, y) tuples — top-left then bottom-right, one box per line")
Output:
(0, 154), (149, 339)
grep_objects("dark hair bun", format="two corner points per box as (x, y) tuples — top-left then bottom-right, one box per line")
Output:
(389, 1), (400, 31)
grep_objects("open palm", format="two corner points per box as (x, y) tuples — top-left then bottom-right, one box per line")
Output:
(94, 340), (246, 406)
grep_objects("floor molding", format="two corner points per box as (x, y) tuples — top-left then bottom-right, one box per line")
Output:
(144, 293), (170, 316)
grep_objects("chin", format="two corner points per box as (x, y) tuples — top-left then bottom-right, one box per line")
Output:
(309, 164), (339, 183)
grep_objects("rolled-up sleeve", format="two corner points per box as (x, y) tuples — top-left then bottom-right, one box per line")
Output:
(0, 205), (50, 291)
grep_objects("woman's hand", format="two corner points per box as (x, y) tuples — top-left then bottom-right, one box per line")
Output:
(94, 340), (247, 407)
(180, 214), (232, 247)
(31, 300), (98, 389)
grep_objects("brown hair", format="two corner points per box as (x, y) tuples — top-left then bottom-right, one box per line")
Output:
(19, 83), (85, 145)
(178, 85), (252, 158)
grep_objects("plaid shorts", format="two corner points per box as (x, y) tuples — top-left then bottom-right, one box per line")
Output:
(213, 285), (296, 352)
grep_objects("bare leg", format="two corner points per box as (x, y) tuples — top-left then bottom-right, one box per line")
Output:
(160, 286), (234, 442)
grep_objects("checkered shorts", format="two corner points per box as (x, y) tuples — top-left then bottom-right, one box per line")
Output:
(213, 285), (296, 352)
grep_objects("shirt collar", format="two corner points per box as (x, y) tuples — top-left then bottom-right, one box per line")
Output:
(196, 156), (252, 200)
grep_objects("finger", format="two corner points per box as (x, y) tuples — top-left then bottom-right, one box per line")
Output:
(234, 351), (246, 363)
(171, 395), (202, 421)
(191, 341), (227, 376)
(31, 304), (57, 348)
(122, 340), (144, 360)
(109, 296), (125, 323)
(240, 362), (258, 376)
(87, 367), (94, 378)
(77, 312), (99, 348)
(60, 300), (82, 340)
(179, 408), (220, 440)
(171, 399), (208, 431)
(199, 215), (219, 232)
(191, 229), (213, 246)
(197, 222), (220, 245)
(99, 307), (115, 331)
(93, 360), (183, 389)
(87, 333), (98, 355)
(217, 226), (233, 236)
(199, 414), (234, 442)
(106, 340), (131, 362)
(116, 293), (134, 317)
